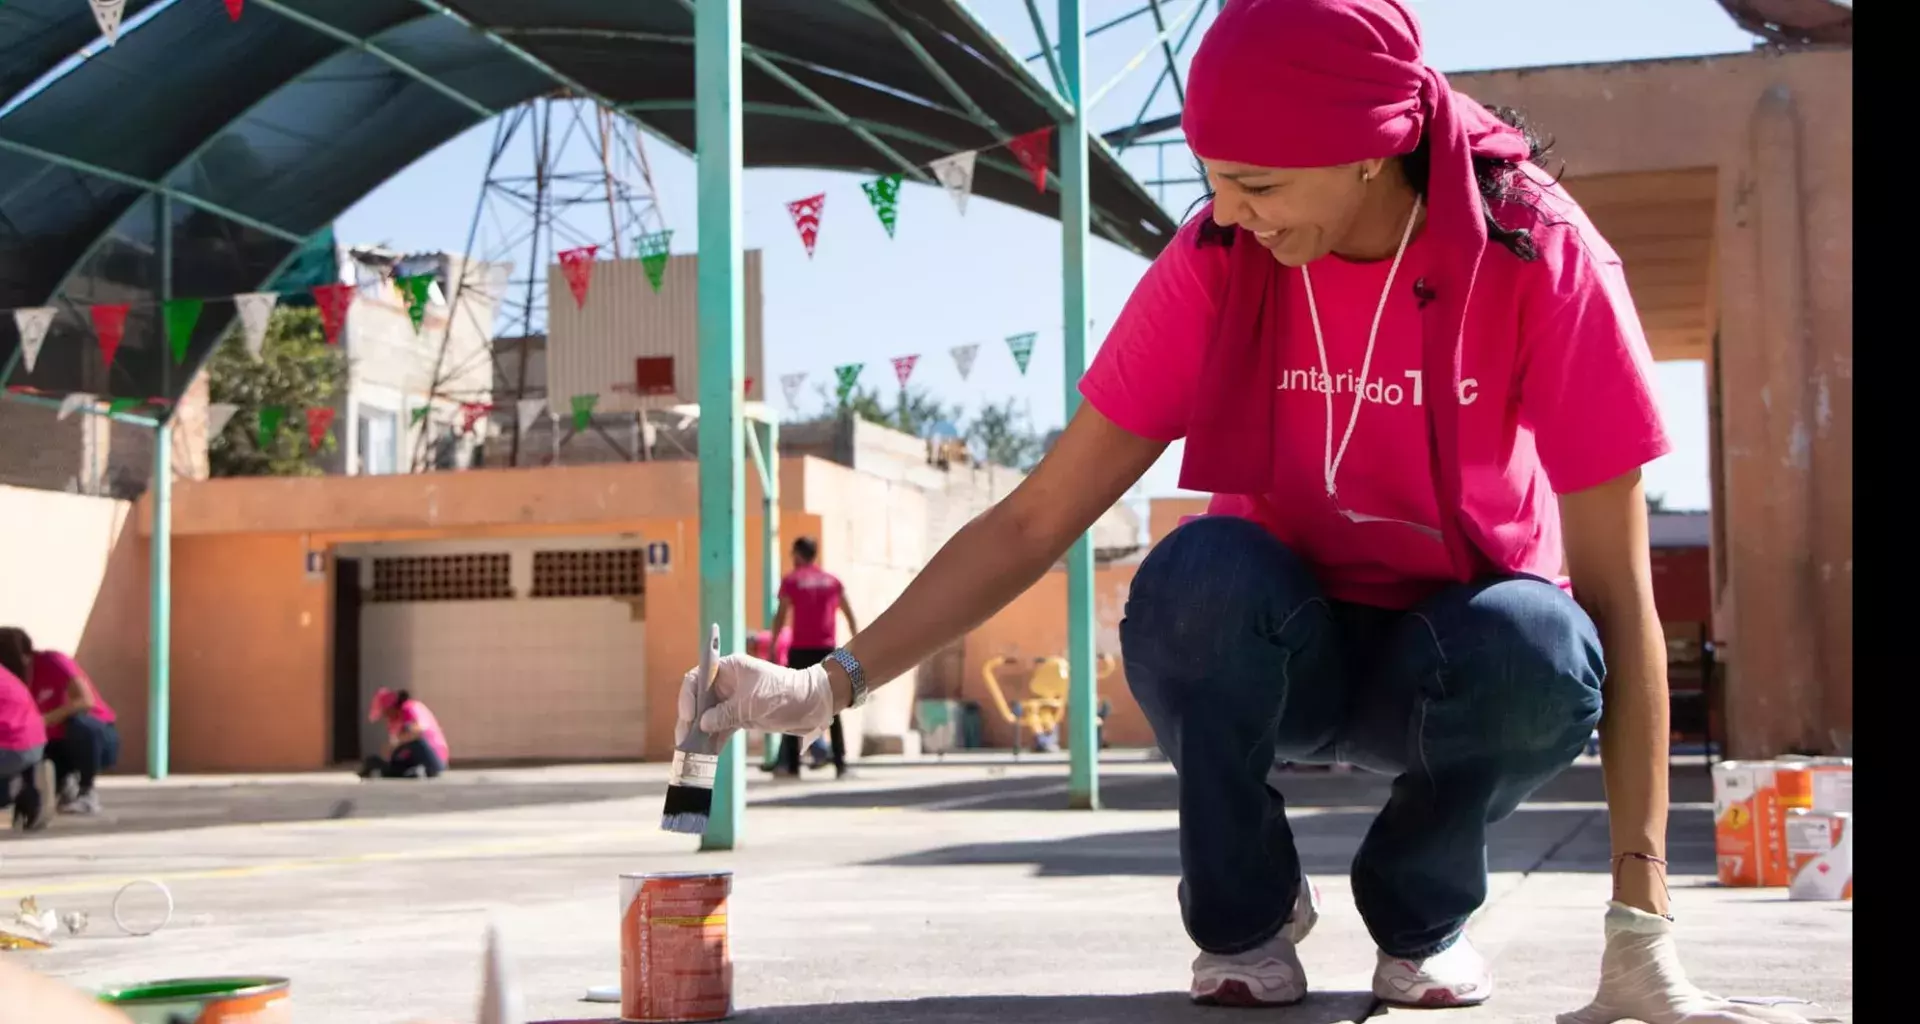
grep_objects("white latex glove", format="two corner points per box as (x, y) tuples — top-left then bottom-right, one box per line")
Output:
(1558, 902), (1823, 1024)
(675, 653), (836, 750)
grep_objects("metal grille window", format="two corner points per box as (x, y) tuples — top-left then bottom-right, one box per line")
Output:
(369, 554), (513, 602)
(532, 549), (647, 599)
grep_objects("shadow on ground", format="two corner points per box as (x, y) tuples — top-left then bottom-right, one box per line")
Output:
(732, 991), (1381, 1023)
(865, 806), (1717, 878)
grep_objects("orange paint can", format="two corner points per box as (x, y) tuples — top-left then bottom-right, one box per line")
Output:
(1785, 809), (1852, 901)
(1712, 761), (1786, 887)
(620, 870), (733, 1022)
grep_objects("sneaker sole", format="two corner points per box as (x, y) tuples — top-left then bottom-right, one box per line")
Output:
(1192, 979), (1305, 1008)
(1375, 983), (1493, 1008)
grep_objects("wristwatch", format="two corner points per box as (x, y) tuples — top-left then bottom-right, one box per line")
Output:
(825, 648), (870, 709)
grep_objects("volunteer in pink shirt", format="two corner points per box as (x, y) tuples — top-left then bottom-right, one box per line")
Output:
(0, 628), (118, 816)
(359, 687), (451, 780)
(768, 537), (858, 779)
(0, 645), (50, 832)
(676, 2), (1812, 1021)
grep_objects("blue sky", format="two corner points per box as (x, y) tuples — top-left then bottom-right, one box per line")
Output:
(337, 0), (1757, 510)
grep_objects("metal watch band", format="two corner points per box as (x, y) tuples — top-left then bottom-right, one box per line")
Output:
(826, 647), (869, 709)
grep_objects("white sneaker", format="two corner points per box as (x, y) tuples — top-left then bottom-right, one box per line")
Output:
(1190, 875), (1321, 1007)
(1373, 934), (1494, 1007)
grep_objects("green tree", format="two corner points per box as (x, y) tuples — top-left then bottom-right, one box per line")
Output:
(966, 397), (1047, 471)
(804, 383), (963, 439)
(207, 306), (349, 477)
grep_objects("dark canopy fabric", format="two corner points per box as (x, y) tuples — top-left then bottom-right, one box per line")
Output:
(0, 0), (1178, 412)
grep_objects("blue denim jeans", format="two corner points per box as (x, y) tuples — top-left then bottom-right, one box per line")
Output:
(1122, 517), (1604, 959)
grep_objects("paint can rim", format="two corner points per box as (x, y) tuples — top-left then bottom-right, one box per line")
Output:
(620, 870), (734, 880)
(98, 976), (290, 1002)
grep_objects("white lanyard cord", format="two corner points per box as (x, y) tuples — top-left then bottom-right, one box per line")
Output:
(1301, 198), (1423, 504)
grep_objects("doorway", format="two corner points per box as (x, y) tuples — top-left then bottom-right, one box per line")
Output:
(332, 557), (363, 764)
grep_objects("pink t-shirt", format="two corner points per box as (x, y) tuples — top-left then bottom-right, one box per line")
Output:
(392, 699), (450, 765)
(1082, 167), (1670, 609)
(29, 650), (116, 740)
(780, 566), (845, 649)
(1, 667), (48, 753)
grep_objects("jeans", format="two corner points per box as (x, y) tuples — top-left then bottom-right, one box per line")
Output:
(1, 744), (44, 820)
(779, 647), (846, 774)
(1122, 517), (1603, 959)
(361, 738), (445, 779)
(48, 713), (119, 796)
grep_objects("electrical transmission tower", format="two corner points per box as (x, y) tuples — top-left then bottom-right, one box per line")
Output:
(414, 95), (668, 470)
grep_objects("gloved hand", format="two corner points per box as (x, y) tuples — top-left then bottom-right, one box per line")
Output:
(676, 653), (837, 750)
(1558, 902), (1822, 1024)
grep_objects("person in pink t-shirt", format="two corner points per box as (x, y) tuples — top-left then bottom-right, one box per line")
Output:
(675, 4), (1806, 1020)
(768, 537), (858, 778)
(0, 628), (117, 816)
(359, 687), (450, 780)
(0, 645), (50, 832)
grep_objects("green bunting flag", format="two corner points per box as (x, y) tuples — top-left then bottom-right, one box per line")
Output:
(259, 406), (285, 449)
(106, 397), (140, 416)
(861, 175), (903, 238)
(570, 393), (598, 432)
(637, 230), (673, 292)
(410, 406), (429, 426)
(163, 297), (203, 365)
(399, 274), (434, 333)
(833, 363), (863, 402)
(1006, 332), (1036, 376)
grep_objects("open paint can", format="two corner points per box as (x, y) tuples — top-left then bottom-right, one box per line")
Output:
(620, 870), (733, 1021)
(98, 977), (291, 1024)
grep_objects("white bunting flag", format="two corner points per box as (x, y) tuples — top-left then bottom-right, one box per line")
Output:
(207, 402), (240, 438)
(89, 0), (126, 44)
(780, 372), (807, 409)
(233, 292), (278, 361)
(950, 343), (980, 381)
(12, 307), (56, 374)
(516, 398), (547, 434)
(930, 151), (978, 215)
(57, 392), (94, 421)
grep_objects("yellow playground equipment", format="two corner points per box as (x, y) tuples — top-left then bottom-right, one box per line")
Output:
(979, 654), (1118, 754)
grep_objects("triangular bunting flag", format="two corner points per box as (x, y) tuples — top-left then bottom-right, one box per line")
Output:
(311, 283), (355, 346)
(410, 406), (430, 427)
(1006, 332), (1036, 375)
(57, 393), (93, 421)
(744, 377), (755, 397)
(234, 292), (277, 360)
(569, 394), (598, 432)
(107, 397), (140, 416)
(891, 355), (919, 388)
(557, 246), (598, 307)
(930, 151), (978, 214)
(163, 297), (203, 365)
(207, 402), (239, 438)
(833, 363), (862, 403)
(398, 274), (434, 333)
(637, 230), (673, 292)
(12, 307), (55, 374)
(951, 343), (980, 381)
(258, 406), (285, 449)
(306, 407), (335, 451)
(786, 194), (826, 259)
(459, 401), (492, 435)
(516, 399), (547, 434)
(1008, 127), (1054, 193)
(90, 304), (130, 368)
(780, 372), (807, 409)
(89, 0), (124, 44)
(223, 0), (244, 20)
(861, 175), (904, 239)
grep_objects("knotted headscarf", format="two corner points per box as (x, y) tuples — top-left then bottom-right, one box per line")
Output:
(1176, 0), (1529, 581)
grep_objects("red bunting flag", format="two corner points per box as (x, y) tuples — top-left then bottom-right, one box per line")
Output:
(891, 355), (919, 388)
(306, 407), (335, 451)
(312, 283), (355, 345)
(745, 377), (755, 396)
(223, 0), (244, 20)
(558, 245), (598, 307)
(786, 194), (826, 259)
(1009, 127), (1054, 193)
(459, 402), (493, 435)
(90, 304), (130, 367)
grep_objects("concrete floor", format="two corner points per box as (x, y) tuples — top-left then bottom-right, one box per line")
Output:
(0, 759), (1851, 1023)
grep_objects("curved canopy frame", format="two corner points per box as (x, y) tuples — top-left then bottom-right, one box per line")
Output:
(0, 0), (1179, 411)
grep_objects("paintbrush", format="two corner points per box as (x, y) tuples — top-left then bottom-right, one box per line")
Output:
(661, 623), (723, 834)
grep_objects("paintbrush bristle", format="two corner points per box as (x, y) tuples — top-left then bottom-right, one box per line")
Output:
(660, 783), (714, 835)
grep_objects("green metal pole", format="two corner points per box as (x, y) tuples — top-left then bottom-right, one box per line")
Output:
(1060, 0), (1099, 811)
(149, 194), (174, 780)
(695, 0), (747, 851)
(757, 417), (783, 771)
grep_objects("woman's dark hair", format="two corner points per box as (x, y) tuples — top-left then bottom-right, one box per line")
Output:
(792, 536), (819, 563)
(393, 689), (411, 706)
(1191, 104), (1559, 261)
(4, 627), (35, 657)
(0, 630), (29, 680)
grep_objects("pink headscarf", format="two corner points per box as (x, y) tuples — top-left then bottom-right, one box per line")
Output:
(1177, 0), (1530, 581)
